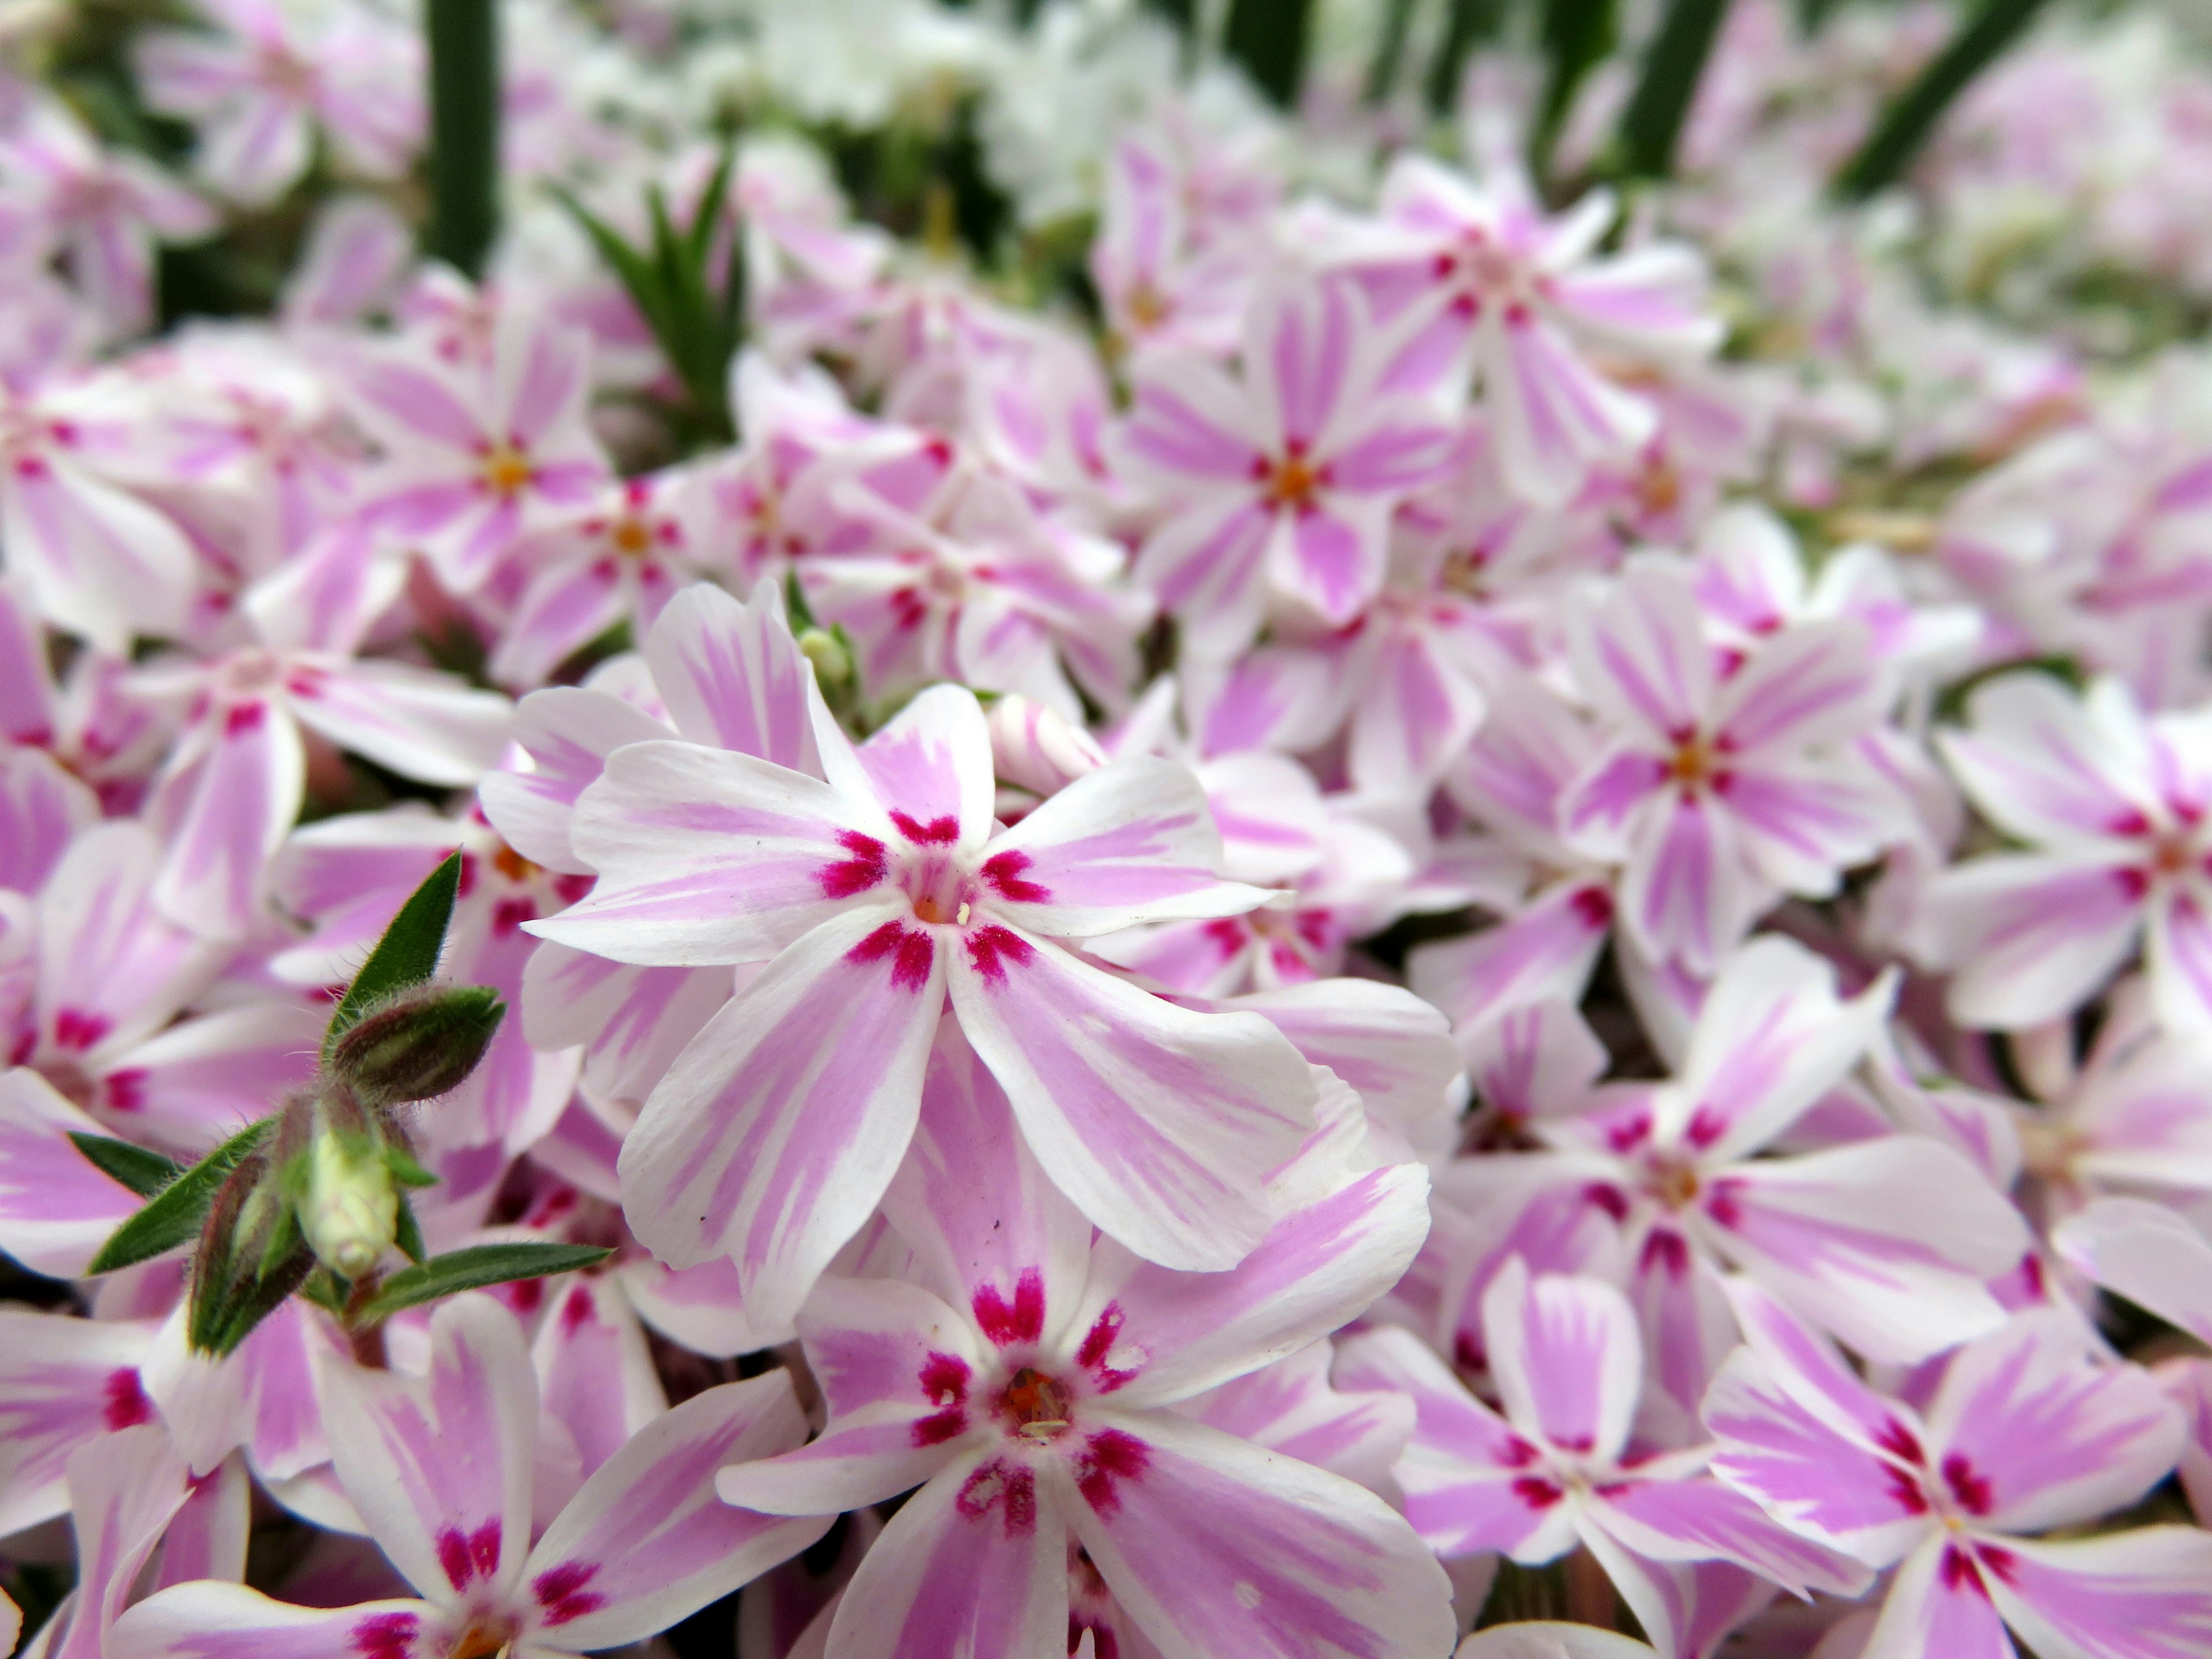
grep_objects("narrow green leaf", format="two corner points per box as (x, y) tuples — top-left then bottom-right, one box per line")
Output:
(1224, 0), (1315, 108)
(202, 1246), (315, 1357)
(88, 1119), (274, 1275)
(1427, 0), (1509, 115)
(395, 1192), (427, 1266)
(362, 1242), (613, 1318)
(784, 570), (818, 631)
(1535, 0), (1619, 172)
(1834, 0), (2054, 200)
(550, 184), (675, 335)
(298, 1270), (348, 1313)
(688, 148), (736, 268)
(324, 852), (463, 1058)
(426, 0), (501, 278)
(1365, 0), (1421, 105)
(1615, 0), (1733, 177)
(387, 1146), (438, 1189)
(67, 1133), (182, 1198)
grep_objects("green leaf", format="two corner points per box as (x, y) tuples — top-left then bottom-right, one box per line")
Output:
(324, 852), (463, 1059)
(88, 1119), (274, 1275)
(387, 1146), (438, 1188)
(1536, 0), (1619, 173)
(67, 1133), (182, 1198)
(1614, 0), (1734, 177)
(1224, 0), (1315, 107)
(362, 1242), (613, 1318)
(198, 1244), (315, 1356)
(1427, 0), (1510, 115)
(1834, 0), (2055, 200)
(395, 1192), (427, 1266)
(427, 0), (502, 278)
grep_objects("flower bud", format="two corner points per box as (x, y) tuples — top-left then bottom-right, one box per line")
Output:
(300, 1133), (396, 1281)
(798, 626), (853, 690)
(987, 694), (1107, 796)
(328, 984), (505, 1105)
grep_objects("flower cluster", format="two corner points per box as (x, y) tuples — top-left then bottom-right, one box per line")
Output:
(3, 1), (2212, 1657)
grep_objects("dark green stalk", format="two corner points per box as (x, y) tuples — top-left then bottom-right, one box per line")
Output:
(1224, 0), (1315, 108)
(1833, 0), (2052, 200)
(1426, 0), (1509, 115)
(1533, 0), (1618, 176)
(1614, 0), (1732, 177)
(427, 0), (500, 276)
(1365, 0), (1422, 104)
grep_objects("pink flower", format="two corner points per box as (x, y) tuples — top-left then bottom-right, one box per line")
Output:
(1090, 134), (1252, 361)
(1121, 279), (1460, 659)
(109, 1294), (827, 1659)
(135, 0), (422, 207)
(1706, 1283), (2212, 1659)
(1320, 156), (1722, 505)
(338, 313), (610, 595)
(1561, 559), (1903, 971)
(531, 603), (1319, 1326)
(714, 1029), (1451, 1659)
(1339, 1260), (1869, 1659)
(1929, 671), (2212, 1032)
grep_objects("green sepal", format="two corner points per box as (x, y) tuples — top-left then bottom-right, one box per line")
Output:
(387, 1147), (439, 1189)
(394, 1192), (427, 1266)
(256, 1200), (303, 1282)
(67, 1133), (183, 1198)
(195, 1244), (315, 1357)
(328, 984), (506, 1104)
(297, 1270), (348, 1313)
(361, 1242), (613, 1319)
(323, 853), (464, 1060)
(88, 1118), (274, 1275)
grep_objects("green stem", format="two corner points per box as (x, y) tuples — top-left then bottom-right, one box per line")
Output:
(1614, 0), (1732, 177)
(1426, 0), (1506, 116)
(1832, 0), (2052, 200)
(427, 0), (500, 277)
(1365, 0), (1421, 105)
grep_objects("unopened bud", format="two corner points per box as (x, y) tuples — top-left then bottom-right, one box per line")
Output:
(987, 694), (1106, 796)
(301, 1133), (396, 1280)
(329, 984), (505, 1105)
(797, 627), (852, 690)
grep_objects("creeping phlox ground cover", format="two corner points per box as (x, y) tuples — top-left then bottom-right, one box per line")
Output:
(2, 1), (2212, 1656)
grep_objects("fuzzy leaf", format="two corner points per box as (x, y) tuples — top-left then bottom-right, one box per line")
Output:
(362, 1242), (613, 1317)
(67, 1133), (182, 1198)
(87, 1119), (274, 1275)
(324, 853), (464, 1059)
(395, 1192), (427, 1266)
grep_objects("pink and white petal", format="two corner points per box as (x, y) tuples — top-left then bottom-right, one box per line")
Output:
(2145, 887), (2212, 1034)
(1324, 408), (1461, 495)
(719, 1276), (984, 1516)
(1488, 313), (1656, 506)
(1934, 673), (2149, 849)
(1667, 936), (1889, 1163)
(616, 905), (944, 1334)
(846, 684), (995, 849)
(1985, 1528), (2212, 1659)
(1710, 620), (1884, 759)
(0, 745), (96, 894)
(1858, 1536), (2016, 1659)
(520, 1372), (826, 1649)
(641, 581), (823, 773)
(1464, 998), (1607, 1123)
(37, 818), (215, 1051)
(1628, 1230), (1743, 1445)
(478, 688), (669, 874)
(1331, 1327), (1562, 1558)
(1705, 1138), (2025, 1365)
(98, 1001), (323, 1153)
(486, 555), (629, 690)
(1456, 1624), (1657, 1659)
(1719, 760), (1899, 900)
(1482, 1257), (1641, 1465)
(1181, 1343), (1413, 1495)
(531, 1277), (665, 1483)
(1133, 500), (1275, 664)
(2054, 1196), (2212, 1344)
(3, 460), (195, 650)
(151, 1449), (249, 1590)
(1574, 1532), (1774, 1659)
(0, 1070), (148, 1277)
(1271, 499), (1391, 629)
(946, 929), (1315, 1272)
(1223, 978), (1463, 1138)
(47, 1425), (195, 1659)
(1347, 625), (1488, 798)
(1550, 247), (1722, 355)
(821, 1445), (1069, 1659)
(1122, 355), (1267, 483)
(0, 1309), (157, 1536)
(616, 1253), (772, 1361)
(1592, 1477), (1873, 1599)
(1616, 792), (1760, 972)
(980, 756), (1263, 937)
(109, 1585), (450, 1659)
(288, 660), (511, 786)
(882, 1021), (1093, 1350)
(150, 702), (305, 937)
(317, 1294), (537, 1604)
(1567, 563), (1713, 745)
(1245, 281), (1358, 452)
(1929, 854), (2145, 1029)
(550, 741), (887, 965)
(142, 1300), (336, 1482)
(1078, 1159), (1431, 1408)
(1560, 747), (1668, 858)
(1405, 879), (1615, 1030)
(521, 948), (731, 1112)
(1922, 1310), (2184, 1533)
(339, 347), (487, 452)
(1067, 1408), (1455, 1659)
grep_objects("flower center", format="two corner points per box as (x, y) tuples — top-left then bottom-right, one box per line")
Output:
(609, 516), (653, 555)
(1124, 281), (1171, 331)
(996, 1365), (1074, 1442)
(1259, 445), (1324, 513)
(2150, 832), (2197, 877)
(1666, 734), (1721, 794)
(446, 1616), (518, 1659)
(1644, 1156), (1702, 1211)
(480, 443), (533, 498)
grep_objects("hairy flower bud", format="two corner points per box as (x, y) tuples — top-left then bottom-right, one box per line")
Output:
(797, 626), (853, 690)
(328, 984), (505, 1105)
(300, 1132), (396, 1281)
